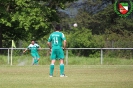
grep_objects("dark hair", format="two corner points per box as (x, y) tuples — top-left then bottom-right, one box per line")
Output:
(31, 40), (35, 42)
(55, 25), (61, 30)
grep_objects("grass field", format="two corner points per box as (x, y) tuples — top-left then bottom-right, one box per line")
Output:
(1, 55), (133, 65)
(0, 65), (133, 88)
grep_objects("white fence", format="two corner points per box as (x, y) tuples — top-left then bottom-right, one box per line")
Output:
(0, 48), (133, 65)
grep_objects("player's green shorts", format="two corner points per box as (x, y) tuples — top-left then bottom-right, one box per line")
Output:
(50, 46), (64, 60)
(31, 53), (40, 59)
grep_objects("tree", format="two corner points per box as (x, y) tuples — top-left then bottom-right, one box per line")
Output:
(59, 0), (133, 57)
(0, 0), (77, 48)
(67, 27), (104, 56)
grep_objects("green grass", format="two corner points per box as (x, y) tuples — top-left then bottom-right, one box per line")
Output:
(0, 65), (133, 88)
(67, 57), (133, 65)
(1, 55), (133, 65)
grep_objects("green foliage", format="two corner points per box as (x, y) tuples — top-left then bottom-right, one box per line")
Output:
(62, 1), (133, 57)
(0, 0), (77, 48)
(64, 27), (104, 56)
(1, 0), (133, 58)
(67, 27), (104, 48)
(0, 55), (7, 65)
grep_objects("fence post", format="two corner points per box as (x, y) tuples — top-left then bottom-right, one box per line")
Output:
(65, 49), (68, 65)
(11, 48), (13, 66)
(8, 48), (10, 64)
(101, 49), (103, 65)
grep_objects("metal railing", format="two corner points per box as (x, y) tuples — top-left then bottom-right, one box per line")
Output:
(0, 48), (133, 65)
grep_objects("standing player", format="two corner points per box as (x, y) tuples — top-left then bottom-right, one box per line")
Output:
(47, 25), (67, 77)
(23, 40), (41, 65)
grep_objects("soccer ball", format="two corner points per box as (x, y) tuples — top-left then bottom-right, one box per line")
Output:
(73, 23), (77, 27)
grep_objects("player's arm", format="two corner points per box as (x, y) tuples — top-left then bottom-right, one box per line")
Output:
(47, 35), (52, 50)
(38, 46), (41, 50)
(23, 48), (28, 53)
(63, 40), (67, 50)
(23, 45), (30, 53)
(47, 42), (51, 49)
(47, 42), (52, 53)
(61, 33), (67, 50)
(36, 44), (41, 50)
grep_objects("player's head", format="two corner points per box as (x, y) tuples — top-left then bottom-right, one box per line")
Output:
(55, 24), (61, 31)
(31, 40), (35, 45)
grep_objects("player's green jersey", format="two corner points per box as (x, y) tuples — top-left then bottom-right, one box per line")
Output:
(48, 31), (66, 47)
(27, 43), (39, 53)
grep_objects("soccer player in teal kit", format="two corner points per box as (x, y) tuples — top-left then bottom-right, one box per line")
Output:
(23, 40), (41, 65)
(47, 25), (67, 77)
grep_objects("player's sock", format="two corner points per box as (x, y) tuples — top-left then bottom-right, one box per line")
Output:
(50, 64), (54, 76)
(60, 64), (64, 75)
(33, 58), (36, 65)
(34, 59), (38, 65)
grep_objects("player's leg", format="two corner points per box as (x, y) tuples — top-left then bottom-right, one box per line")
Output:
(33, 54), (38, 65)
(49, 60), (55, 77)
(36, 53), (40, 61)
(49, 49), (56, 77)
(31, 53), (36, 65)
(60, 59), (64, 76)
(58, 48), (66, 77)
(35, 53), (40, 65)
(33, 57), (38, 65)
